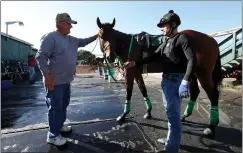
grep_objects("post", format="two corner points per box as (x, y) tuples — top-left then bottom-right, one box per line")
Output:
(232, 32), (236, 59)
(6, 24), (8, 35)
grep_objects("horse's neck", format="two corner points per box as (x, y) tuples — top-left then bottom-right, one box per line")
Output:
(114, 30), (140, 61)
(115, 30), (133, 45)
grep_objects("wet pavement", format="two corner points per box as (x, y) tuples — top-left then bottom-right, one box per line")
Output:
(2, 122), (154, 153)
(1, 81), (123, 130)
(1, 73), (242, 153)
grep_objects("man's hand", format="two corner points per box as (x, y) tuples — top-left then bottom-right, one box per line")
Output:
(124, 61), (136, 69)
(44, 72), (55, 91)
(179, 80), (190, 98)
(97, 28), (103, 38)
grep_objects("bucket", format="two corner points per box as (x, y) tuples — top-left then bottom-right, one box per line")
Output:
(107, 68), (116, 83)
(107, 68), (116, 77)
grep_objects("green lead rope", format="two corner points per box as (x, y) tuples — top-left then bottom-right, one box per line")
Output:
(111, 35), (134, 72)
(127, 35), (134, 60)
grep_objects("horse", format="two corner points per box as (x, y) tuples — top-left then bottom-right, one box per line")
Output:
(96, 17), (222, 138)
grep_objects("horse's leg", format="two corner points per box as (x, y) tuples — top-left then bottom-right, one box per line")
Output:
(116, 68), (135, 122)
(134, 73), (152, 119)
(181, 75), (200, 121)
(197, 75), (220, 138)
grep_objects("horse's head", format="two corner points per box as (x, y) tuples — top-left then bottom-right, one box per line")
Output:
(97, 17), (116, 63)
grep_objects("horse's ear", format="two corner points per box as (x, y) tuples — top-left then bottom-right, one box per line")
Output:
(97, 17), (102, 28)
(111, 18), (116, 28)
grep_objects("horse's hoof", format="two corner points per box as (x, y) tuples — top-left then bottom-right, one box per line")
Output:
(181, 115), (186, 122)
(203, 127), (215, 139)
(116, 113), (127, 122)
(144, 112), (152, 119)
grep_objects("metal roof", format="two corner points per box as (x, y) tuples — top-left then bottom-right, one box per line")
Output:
(208, 27), (242, 37)
(1, 32), (33, 46)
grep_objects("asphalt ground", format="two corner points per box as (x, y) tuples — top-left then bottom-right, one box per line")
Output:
(1, 73), (242, 153)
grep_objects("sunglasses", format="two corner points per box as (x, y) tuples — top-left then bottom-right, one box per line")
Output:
(63, 22), (71, 26)
(58, 21), (71, 26)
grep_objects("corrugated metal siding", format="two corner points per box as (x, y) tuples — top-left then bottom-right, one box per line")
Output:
(1, 35), (32, 61)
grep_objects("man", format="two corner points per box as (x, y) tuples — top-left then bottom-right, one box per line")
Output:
(28, 53), (36, 84)
(36, 13), (102, 146)
(124, 10), (196, 153)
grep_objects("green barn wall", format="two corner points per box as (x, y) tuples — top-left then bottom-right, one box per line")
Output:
(1, 35), (32, 61)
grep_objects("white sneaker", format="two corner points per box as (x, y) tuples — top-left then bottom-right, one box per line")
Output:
(47, 135), (67, 146)
(60, 125), (72, 133)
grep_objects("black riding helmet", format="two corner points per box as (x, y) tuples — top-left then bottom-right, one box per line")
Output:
(157, 10), (181, 28)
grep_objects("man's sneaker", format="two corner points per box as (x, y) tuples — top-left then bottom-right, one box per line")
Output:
(47, 135), (67, 146)
(60, 125), (72, 133)
(157, 138), (167, 144)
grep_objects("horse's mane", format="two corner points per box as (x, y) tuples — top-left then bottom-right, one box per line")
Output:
(113, 29), (163, 38)
(113, 29), (132, 40)
(112, 29), (164, 46)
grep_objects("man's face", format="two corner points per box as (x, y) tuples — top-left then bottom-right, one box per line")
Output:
(57, 21), (72, 35)
(159, 23), (171, 36)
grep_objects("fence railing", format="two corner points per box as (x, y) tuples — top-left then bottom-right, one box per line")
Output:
(219, 28), (242, 68)
(219, 28), (242, 80)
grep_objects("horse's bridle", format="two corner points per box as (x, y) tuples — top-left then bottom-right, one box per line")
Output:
(98, 35), (126, 81)
(99, 37), (112, 54)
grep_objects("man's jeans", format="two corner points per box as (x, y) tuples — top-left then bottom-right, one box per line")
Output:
(28, 67), (35, 83)
(161, 73), (184, 153)
(45, 83), (70, 138)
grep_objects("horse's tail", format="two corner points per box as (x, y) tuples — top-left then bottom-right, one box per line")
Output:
(212, 48), (223, 96)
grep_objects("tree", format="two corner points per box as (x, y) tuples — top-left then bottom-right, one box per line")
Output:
(77, 49), (96, 64)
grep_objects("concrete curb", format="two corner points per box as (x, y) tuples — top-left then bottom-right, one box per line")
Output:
(1, 117), (134, 135)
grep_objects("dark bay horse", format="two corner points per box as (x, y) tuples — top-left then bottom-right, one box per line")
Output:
(97, 17), (222, 138)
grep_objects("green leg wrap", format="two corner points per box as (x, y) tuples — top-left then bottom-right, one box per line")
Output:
(183, 100), (196, 117)
(210, 105), (219, 126)
(124, 101), (130, 114)
(144, 97), (152, 111)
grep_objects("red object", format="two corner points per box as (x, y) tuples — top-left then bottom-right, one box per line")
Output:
(28, 56), (35, 66)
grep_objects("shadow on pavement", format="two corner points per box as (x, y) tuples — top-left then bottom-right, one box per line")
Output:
(183, 120), (242, 148)
(198, 126), (242, 152)
(137, 117), (242, 152)
(180, 144), (218, 153)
